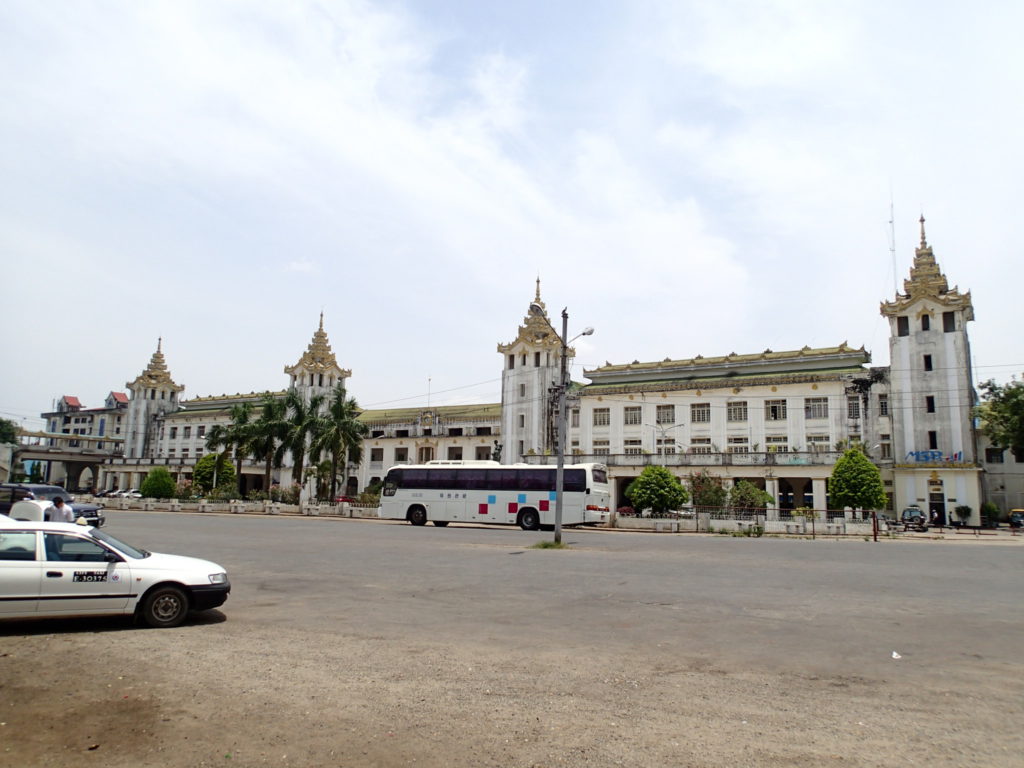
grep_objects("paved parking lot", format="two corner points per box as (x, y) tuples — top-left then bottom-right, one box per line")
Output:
(2, 511), (1022, 767)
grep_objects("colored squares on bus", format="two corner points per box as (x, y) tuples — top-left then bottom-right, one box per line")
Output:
(487, 495), (496, 505)
(478, 503), (488, 515)
(518, 494), (527, 504)
(548, 491), (557, 501)
(508, 502), (518, 515)
(539, 500), (549, 512)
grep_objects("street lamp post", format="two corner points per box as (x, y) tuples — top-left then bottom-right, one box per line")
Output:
(529, 302), (593, 544)
(644, 422), (686, 463)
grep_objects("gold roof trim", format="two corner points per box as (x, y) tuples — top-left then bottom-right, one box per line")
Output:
(284, 314), (352, 377)
(126, 338), (184, 392)
(880, 216), (974, 318)
(586, 342), (865, 375)
(497, 282), (574, 355)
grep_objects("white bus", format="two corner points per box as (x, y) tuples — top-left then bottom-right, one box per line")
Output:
(378, 460), (611, 530)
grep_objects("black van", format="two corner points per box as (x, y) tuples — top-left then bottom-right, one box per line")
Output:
(0, 484), (105, 527)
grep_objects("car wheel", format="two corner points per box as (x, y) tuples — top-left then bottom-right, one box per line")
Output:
(519, 508), (540, 531)
(141, 586), (189, 628)
(408, 506), (427, 526)
(432, 520), (449, 527)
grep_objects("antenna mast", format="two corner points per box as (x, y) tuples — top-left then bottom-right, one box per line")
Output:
(887, 197), (898, 294)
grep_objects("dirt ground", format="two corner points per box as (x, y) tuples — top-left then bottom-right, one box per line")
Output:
(2, 614), (1022, 768)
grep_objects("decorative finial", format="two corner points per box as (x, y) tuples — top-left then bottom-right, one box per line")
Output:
(319, 311), (324, 331)
(535, 275), (541, 303)
(157, 337), (162, 352)
(919, 214), (927, 247)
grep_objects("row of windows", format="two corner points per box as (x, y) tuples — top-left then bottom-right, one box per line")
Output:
(572, 433), (874, 454)
(587, 398), (840, 427)
(507, 351), (553, 369)
(384, 467), (590, 493)
(368, 427), (492, 439)
(369, 446), (492, 463)
(167, 425), (207, 440)
(896, 311), (957, 336)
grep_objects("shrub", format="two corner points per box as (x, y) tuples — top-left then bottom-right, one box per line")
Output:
(981, 501), (1002, 522)
(193, 453), (236, 493)
(626, 466), (688, 516)
(140, 467), (176, 499)
(617, 505), (636, 517)
(246, 489), (270, 502)
(206, 485), (239, 502)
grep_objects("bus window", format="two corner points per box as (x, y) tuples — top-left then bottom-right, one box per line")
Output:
(459, 469), (489, 490)
(402, 468), (427, 488)
(564, 469), (585, 493)
(486, 468), (517, 491)
(591, 468), (608, 485)
(383, 469), (401, 497)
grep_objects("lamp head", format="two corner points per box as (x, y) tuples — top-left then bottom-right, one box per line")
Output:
(528, 302), (545, 317)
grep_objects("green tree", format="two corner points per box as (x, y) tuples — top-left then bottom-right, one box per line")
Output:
(192, 452), (236, 494)
(0, 417), (18, 444)
(625, 465), (688, 516)
(140, 467), (176, 499)
(728, 480), (773, 512)
(246, 394), (289, 494)
(206, 402), (254, 495)
(282, 388), (324, 489)
(976, 378), (1024, 460)
(687, 469), (727, 509)
(310, 386), (369, 500)
(829, 447), (887, 510)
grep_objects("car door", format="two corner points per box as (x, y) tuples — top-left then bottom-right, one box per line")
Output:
(39, 532), (133, 615)
(0, 530), (41, 616)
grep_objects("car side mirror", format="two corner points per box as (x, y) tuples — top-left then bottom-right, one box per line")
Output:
(104, 551), (122, 563)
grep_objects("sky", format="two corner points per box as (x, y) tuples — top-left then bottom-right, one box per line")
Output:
(2, 0), (1022, 430)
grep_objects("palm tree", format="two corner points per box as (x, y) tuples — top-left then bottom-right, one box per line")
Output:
(247, 394), (289, 494)
(310, 385), (369, 501)
(282, 388), (324, 489)
(205, 402), (254, 496)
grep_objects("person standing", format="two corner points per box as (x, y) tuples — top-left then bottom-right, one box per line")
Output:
(48, 496), (74, 522)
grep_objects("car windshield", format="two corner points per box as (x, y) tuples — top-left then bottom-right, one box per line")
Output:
(31, 488), (63, 501)
(91, 529), (150, 559)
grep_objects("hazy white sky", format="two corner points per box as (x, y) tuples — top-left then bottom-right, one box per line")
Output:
(2, 0), (1021, 429)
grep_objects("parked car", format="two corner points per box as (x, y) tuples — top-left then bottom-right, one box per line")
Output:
(115, 489), (142, 499)
(0, 484), (105, 528)
(900, 505), (929, 532)
(1010, 510), (1024, 529)
(0, 518), (229, 627)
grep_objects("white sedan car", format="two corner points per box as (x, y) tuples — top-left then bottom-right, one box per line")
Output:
(0, 519), (230, 628)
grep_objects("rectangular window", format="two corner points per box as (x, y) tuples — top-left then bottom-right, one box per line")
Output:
(921, 314), (930, 331)
(943, 311), (955, 332)
(447, 447), (463, 460)
(181, 449), (189, 459)
(897, 316), (909, 336)
(727, 401), (748, 422)
(806, 434), (830, 451)
(593, 408), (610, 427)
(656, 404), (675, 425)
(197, 425), (206, 438)
(508, 354), (515, 369)
(624, 439), (642, 455)
(623, 407), (642, 425)
(518, 414), (525, 428)
(534, 352), (541, 367)
(592, 439), (610, 456)
(656, 438), (675, 455)
(370, 448), (384, 462)
(183, 426), (191, 439)
(766, 436), (788, 453)
(880, 443), (892, 459)
(691, 403), (711, 423)
(519, 384), (526, 397)
(928, 431), (938, 449)
(169, 427), (178, 439)
(168, 448), (175, 457)
(395, 448), (409, 462)
(765, 400), (787, 421)
(476, 426), (492, 436)
(985, 447), (1004, 464)
(847, 396), (860, 419)
(804, 397), (829, 419)
(396, 429), (409, 438)
(690, 437), (712, 455)
(727, 437), (749, 454)
(475, 446), (491, 460)
(878, 394), (889, 417)
(448, 427), (463, 436)
(925, 395), (936, 413)
(571, 409), (580, 428)
(923, 354), (933, 372)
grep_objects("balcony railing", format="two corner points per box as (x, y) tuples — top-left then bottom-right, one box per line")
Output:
(521, 451), (843, 467)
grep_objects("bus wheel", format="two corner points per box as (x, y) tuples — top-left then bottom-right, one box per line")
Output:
(432, 520), (449, 527)
(408, 506), (428, 526)
(519, 509), (540, 531)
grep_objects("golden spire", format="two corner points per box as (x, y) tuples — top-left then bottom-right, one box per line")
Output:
(919, 214), (927, 248)
(127, 339), (183, 391)
(284, 315), (351, 377)
(880, 217), (973, 320)
(535, 275), (541, 303)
